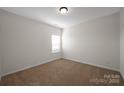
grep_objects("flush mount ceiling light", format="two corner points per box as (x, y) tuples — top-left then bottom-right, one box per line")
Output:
(59, 7), (68, 14)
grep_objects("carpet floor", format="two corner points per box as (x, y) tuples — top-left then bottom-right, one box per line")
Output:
(0, 59), (124, 86)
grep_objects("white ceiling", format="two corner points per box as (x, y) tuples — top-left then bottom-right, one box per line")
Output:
(1, 7), (120, 29)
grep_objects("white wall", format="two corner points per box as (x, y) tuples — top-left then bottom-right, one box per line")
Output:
(120, 8), (124, 79)
(0, 22), (2, 79)
(62, 13), (120, 71)
(0, 44), (1, 79)
(0, 11), (2, 78)
(0, 9), (62, 76)
(0, 45), (1, 79)
(0, 9), (121, 78)
(0, 47), (1, 79)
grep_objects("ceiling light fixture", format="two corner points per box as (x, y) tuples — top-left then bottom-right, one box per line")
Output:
(59, 7), (68, 14)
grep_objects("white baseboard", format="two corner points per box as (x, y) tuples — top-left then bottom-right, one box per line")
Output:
(1, 57), (120, 77)
(2, 57), (61, 77)
(63, 57), (120, 72)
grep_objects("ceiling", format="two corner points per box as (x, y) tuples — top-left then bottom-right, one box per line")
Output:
(0, 7), (120, 29)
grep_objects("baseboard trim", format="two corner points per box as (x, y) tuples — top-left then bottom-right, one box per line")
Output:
(1, 57), (120, 77)
(2, 58), (61, 77)
(63, 57), (120, 72)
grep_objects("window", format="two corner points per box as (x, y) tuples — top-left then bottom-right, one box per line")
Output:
(51, 35), (60, 53)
